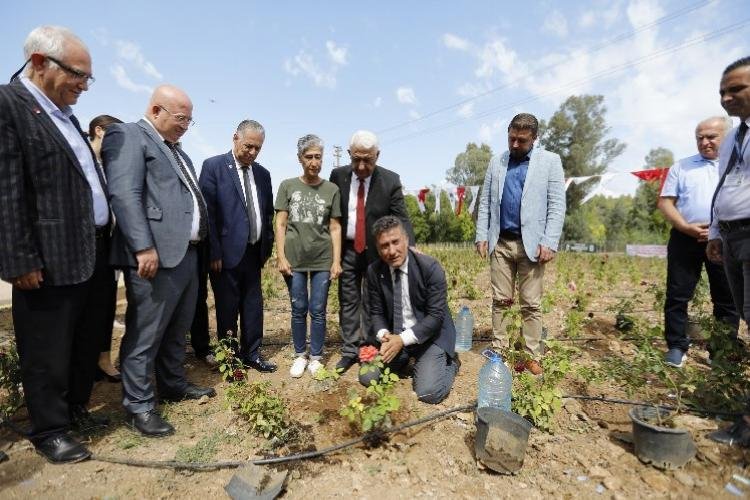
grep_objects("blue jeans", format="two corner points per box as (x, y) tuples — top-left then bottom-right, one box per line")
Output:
(284, 271), (331, 358)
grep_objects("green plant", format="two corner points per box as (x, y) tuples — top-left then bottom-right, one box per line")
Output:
(174, 431), (224, 463)
(213, 337), (246, 382)
(340, 356), (400, 433)
(226, 381), (289, 440)
(0, 342), (22, 418)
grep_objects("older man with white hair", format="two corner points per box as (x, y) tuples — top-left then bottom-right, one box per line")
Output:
(329, 130), (415, 372)
(0, 26), (111, 463)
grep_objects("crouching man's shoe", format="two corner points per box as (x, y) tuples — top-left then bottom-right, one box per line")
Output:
(34, 433), (91, 464)
(127, 409), (175, 437)
(708, 417), (750, 447)
(70, 404), (109, 432)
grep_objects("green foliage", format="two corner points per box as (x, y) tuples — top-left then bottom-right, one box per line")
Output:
(174, 431), (224, 463)
(225, 381), (289, 440)
(446, 142), (493, 186)
(0, 343), (22, 418)
(340, 360), (400, 433)
(213, 337), (246, 382)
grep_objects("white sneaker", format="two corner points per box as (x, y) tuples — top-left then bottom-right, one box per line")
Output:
(290, 357), (308, 378)
(307, 359), (324, 376)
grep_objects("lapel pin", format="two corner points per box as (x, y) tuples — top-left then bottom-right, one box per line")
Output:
(33, 107), (41, 114)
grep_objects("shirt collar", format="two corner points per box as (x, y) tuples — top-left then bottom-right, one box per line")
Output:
(20, 75), (72, 118)
(234, 152), (252, 170)
(389, 254), (409, 275)
(142, 116), (168, 143)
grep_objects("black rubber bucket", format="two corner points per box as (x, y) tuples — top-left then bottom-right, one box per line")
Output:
(629, 405), (696, 469)
(475, 407), (533, 474)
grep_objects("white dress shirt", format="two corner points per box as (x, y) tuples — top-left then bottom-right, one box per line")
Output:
(376, 255), (419, 346)
(709, 117), (750, 240)
(20, 76), (109, 226)
(233, 153), (263, 244)
(346, 174), (372, 240)
(143, 118), (201, 241)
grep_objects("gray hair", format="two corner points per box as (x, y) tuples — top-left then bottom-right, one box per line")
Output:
(696, 115), (734, 136)
(349, 130), (379, 150)
(372, 215), (404, 239)
(236, 120), (265, 138)
(23, 26), (85, 75)
(508, 113), (539, 136)
(297, 134), (324, 156)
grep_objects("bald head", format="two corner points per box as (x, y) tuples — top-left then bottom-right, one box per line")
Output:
(695, 116), (732, 160)
(146, 84), (193, 143)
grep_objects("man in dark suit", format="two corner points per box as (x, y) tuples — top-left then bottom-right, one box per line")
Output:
(0, 26), (112, 463)
(362, 216), (457, 404)
(198, 120), (276, 372)
(329, 130), (414, 372)
(103, 84), (215, 438)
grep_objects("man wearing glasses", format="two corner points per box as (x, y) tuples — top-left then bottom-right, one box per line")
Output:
(102, 84), (215, 438)
(0, 26), (111, 463)
(329, 130), (414, 372)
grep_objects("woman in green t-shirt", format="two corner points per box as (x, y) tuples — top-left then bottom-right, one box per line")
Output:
(275, 135), (342, 378)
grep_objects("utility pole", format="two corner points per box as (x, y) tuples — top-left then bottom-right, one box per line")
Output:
(333, 145), (342, 167)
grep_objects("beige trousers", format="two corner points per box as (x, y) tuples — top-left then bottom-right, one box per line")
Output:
(490, 238), (545, 357)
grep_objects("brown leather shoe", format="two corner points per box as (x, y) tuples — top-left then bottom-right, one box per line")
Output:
(525, 359), (543, 375)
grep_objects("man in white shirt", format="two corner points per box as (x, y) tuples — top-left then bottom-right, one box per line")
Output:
(705, 56), (750, 447)
(658, 116), (738, 368)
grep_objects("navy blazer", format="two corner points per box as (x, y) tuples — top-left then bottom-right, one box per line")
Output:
(199, 151), (274, 269)
(367, 249), (456, 357)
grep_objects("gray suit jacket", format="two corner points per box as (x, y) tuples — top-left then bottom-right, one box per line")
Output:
(102, 119), (199, 268)
(475, 147), (566, 261)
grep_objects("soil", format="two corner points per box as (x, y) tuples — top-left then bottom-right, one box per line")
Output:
(0, 250), (749, 499)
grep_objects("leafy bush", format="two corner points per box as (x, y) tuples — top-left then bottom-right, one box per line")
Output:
(225, 381), (289, 440)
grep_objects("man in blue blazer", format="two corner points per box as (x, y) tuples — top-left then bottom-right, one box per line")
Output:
(475, 113), (566, 374)
(199, 120), (276, 372)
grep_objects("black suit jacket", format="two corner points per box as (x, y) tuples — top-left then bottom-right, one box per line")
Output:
(0, 80), (103, 285)
(329, 165), (415, 263)
(367, 249), (456, 357)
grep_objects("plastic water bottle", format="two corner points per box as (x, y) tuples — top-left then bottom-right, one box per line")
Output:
(454, 305), (474, 352)
(477, 349), (512, 411)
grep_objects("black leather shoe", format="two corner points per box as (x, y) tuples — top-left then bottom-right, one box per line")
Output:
(127, 409), (175, 437)
(335, 356), (357, 373)
(70, 405), (109, 431)
(247, 357), (277, 373)
(708, 419), (750, 447)
(160, 383), (217, 402)
(34, 434), (91, 464)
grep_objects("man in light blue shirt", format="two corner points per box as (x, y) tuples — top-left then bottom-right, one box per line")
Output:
(658, 116), (739, 368)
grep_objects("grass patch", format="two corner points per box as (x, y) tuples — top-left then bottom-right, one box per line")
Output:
(174, 431), (224, 463)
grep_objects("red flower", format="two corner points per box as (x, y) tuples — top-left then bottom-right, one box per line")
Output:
(233, 369), (245, 381)
(359, 345), (379, 363)
(514, 361), (526, 373)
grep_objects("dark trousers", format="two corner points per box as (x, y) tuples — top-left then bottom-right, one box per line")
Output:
(722, 226), (750, 323)
(338, 242), (371, 358)
(190, 246), (210, 358)
(210, 242), (264, 362)
(12, 236), (114, 442)
(664, 228), (739, 351)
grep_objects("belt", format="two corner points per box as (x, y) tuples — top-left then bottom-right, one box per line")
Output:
(500, 230), (522, 241)
(718, 218), (750, 233)
(94, 226), (109, 239)
(188, 240), (202, 247)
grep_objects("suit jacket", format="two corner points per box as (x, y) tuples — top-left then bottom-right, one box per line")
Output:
(475, 147), (566, 261)
(102, 119), (200, 269)
(367, 249), (456, 357)
(0, 80), (104, 285)
(198, 151), (274, 269)
(330, 165), (415, 263)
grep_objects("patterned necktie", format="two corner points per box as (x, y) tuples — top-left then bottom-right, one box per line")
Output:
(354, 178), (366, 253)
(165, 141), (207, 240)
(241, 165), (258, 243)
(711, 122), (749, 223)
(393, 268), (404, 333)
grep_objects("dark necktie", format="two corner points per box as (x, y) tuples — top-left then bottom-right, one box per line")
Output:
(241, 165), (258, 243)
(711, 122), (749, 223)
(354, 178), (366, 253)
(393, 268), (404, 333)
(165, 141), (208, 240)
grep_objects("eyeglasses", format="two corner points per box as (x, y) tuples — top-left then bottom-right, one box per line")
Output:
(46, 56), (95, 86)
(158, 105), (195, 127)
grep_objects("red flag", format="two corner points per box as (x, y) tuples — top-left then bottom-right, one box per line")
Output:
(455, 186), (466, 215)
(417, 188), (430, 213)
(631, 167), (670, 194)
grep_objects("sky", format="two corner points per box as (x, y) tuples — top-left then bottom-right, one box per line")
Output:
(2, 0), (748, 197)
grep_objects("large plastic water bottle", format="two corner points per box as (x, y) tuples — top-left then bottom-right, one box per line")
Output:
(454, 305), (474, 352)
(477, 349), (512, 411)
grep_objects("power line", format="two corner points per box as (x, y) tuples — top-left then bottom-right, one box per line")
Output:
(383, 18), (750, 146)
(376, 0), (713, 136)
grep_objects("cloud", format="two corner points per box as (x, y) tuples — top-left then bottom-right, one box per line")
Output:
(372, 96), (382, 108)
(396, 86), (417, 105)
(409, 110), (421, 120)
(542, 10), (569, 38)
(284, 50), (336, 89)
(579, 11), (596, 28)
(478, 118), (506, 144)
(115, 40), (162, 80)
(457, 102), (474, 118)
(442, 33), (470, 51)
(475, 39), (520, 79)
(326, 41), (348, 66)
(110, 65), (152, 94)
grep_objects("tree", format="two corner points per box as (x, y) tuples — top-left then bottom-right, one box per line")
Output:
(629, 147), (673, 241)
(539, 95), (626, 212)
(445, 142), (493, 186)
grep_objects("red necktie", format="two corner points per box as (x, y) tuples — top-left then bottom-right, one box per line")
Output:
(354, 179), (366, 253)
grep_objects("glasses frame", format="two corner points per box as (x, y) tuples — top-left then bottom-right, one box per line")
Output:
(46, 56), (95, 86)
(157, 105), (195, 127)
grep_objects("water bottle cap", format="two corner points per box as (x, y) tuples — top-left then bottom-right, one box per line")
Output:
(481, 348), (502, 362)
(461, 305), (469, 312)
